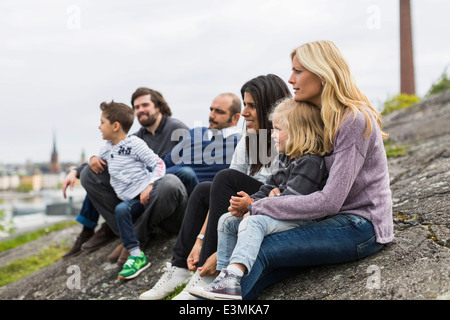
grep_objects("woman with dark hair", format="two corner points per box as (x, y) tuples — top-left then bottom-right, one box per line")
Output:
(139, 74), (291, 300)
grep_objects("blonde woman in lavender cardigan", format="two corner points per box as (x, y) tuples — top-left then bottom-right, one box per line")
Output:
(239, 40), (394, 300)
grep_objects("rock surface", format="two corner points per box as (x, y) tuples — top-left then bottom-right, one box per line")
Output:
(0, 91), (449, 300)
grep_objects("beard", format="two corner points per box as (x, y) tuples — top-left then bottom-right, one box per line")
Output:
(138, 112), (157, 127)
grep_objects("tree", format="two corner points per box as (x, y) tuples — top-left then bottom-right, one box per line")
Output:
(426, 69), (450, 97)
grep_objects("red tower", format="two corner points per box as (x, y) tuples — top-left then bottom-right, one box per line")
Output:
(400, 0), (416, 95)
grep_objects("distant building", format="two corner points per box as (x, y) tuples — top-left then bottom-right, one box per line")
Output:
(0, 170), (20, 190)
(49, 131), (61, 174)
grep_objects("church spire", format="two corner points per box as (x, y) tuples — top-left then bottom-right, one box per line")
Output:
(50, 130), (61, 173)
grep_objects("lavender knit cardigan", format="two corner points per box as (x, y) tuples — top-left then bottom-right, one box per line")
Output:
(249, 109), (394, 244)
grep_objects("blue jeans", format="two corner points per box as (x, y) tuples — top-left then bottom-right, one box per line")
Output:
(75, 195), (99, 230)
(217, 212), (315, 274)
(240, 214), (385, 300)
(115, 198), (145, 250)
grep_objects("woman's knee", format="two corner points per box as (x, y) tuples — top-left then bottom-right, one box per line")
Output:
(191, 181), (212, 198)
(212, 168), (241, 185)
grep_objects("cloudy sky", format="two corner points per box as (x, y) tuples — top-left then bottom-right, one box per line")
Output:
(1, 0), (449, 165)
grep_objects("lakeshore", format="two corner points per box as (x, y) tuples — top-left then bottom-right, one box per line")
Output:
(0, 188), (85, 239)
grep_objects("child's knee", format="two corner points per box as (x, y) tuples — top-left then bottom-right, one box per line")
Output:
(218, 212), (239, 233)
(115, 202), (129, 218)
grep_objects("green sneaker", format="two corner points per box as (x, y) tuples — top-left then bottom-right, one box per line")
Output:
(118, 252), (151, 280)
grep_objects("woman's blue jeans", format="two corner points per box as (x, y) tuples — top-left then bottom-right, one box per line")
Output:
(115, 198), (145, 250)
(240, 214), (384, 300)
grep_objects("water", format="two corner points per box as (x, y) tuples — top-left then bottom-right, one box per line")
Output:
(0, 188), (86, 239)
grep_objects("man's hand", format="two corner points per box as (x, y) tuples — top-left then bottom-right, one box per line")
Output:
(89, 156), (106, 174)
(62, 170), (77, 199)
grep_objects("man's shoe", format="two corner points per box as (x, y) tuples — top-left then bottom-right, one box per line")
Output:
(117, 246), (130, 267)
(81, 222), (117, 252)
(107, 243), (124, 263)
(62, 229), (94, 259)
(118, 252), (151, 280)
(188, 268), (242, 300)
(138, 262), (192, 300)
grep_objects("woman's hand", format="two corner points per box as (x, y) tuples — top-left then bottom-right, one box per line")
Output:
(198, 252), (219, 277)
(187, 239), (202, 271)
(269, 187), (281, 197)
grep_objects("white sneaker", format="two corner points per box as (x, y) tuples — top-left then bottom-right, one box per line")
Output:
(139, 262), (192, 300)
(172, 270), (216, 300)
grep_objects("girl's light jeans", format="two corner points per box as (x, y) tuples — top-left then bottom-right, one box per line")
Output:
(217, 212), (316, 274)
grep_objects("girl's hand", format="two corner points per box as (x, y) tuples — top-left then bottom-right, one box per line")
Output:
(229, 191), (252, 212)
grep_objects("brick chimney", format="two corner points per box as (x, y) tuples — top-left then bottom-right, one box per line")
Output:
(400, 0), (416, 95)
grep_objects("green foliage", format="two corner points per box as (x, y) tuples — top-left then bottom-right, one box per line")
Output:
(426, 69), (450, 97)
(0, 220), (76, 253)
(0, 200), (13, 234)
(0, 243), (70, 287)
(382, 93), (421, 115)
(384, 140), (409, 158)
(16, 182), (33, 193)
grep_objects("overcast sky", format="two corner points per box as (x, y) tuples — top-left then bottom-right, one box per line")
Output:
(1, 0), (449, 165)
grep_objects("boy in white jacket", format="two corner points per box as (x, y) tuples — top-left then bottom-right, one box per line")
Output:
(92, 100), (165, 279)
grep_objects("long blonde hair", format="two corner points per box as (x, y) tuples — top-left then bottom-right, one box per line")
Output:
(269, 98), (326, 159)
(290, 40), (388, 152)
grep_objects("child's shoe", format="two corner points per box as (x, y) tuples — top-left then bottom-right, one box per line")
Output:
(188, 268), (242, 300)
(118, 251), (151, 280)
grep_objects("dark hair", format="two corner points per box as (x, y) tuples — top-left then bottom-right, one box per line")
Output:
(131, 87), (172, 116)
(100, 100), (135, 134)
(220, 93), (242, 116)
(240, 74), (292, 176)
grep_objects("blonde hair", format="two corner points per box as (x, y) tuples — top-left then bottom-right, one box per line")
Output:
(269, 98), (326, 159)
(290, 40), (388, 152)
